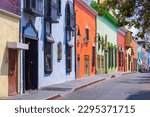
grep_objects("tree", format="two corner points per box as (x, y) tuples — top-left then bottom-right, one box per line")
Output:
(91, 0), (150, 40)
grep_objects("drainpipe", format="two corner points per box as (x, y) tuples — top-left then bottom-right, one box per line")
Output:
(20, 0), (24, 94)
(20, 23), (24, 94)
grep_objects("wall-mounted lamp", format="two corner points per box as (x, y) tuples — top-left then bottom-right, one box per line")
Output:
(76, 26), (81, 41)
(95, 33), (100, 42)
(72, 24), (81, 41)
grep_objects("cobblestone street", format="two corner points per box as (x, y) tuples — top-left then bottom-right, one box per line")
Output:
(58, 73), (150, 100)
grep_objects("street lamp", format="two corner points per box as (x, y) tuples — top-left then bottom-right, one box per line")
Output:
(76, 26), (81, 41)
(73, 24), (81, 41)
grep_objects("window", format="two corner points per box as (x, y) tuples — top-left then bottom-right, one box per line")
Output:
(57, 0), (61, 16)
(45, 0), (59, 23)
(98, 36), (101, 50)
(65, 1), (75, 73)
(24, 0), (43, 16)
(119, 51), (121, 67)
(108, 47), (111, 68)
(97, 55), (100, 70)
(45, 41), (53, 73)
(112, 48), (114, 68)
(66, 46), (72, 72)
(101, 56), (104, 72)
(86, 28), (89, 41)
(67, 30), (71, 42)
(92, 46), (95, 67)
(66, 4), (71, 27)
(115, 48), (117, 67)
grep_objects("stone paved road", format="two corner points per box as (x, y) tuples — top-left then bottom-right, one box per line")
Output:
(58, 73), (150, 100)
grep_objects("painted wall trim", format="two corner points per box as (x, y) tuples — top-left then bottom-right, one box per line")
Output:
(118, 27), (128, 35)
(0, 8), (21, 19)
(77, 0), (97, 16)
(7, 42), (29, 50)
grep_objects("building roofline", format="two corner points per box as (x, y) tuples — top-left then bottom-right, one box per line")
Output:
(0, 8), (20, 19)
(77, 0), (98, 16)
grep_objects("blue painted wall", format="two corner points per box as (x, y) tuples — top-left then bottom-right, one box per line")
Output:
(21, 0), (75, 89)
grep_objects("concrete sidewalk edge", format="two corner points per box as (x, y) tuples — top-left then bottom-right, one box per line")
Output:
(45, 72), (136, 100)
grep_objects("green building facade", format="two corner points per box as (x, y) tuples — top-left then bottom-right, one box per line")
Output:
(96, 11), (117, 74)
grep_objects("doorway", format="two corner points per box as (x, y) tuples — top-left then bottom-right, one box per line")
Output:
(105, 53), (108, 74)
(25, 38), (38, 90)
(77, 54), (80, 78)
(84, 55), (90, 77)
(8, 49), (18, 96)
(97, 55), (100, 74)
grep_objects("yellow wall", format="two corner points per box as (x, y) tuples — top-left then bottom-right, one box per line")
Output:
(0, 11), (20, 97)
(126, 48), (132, 72)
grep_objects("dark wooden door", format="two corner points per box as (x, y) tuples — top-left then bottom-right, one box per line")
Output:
(8, 49), (18, 96)
(25, 38), (38, 90)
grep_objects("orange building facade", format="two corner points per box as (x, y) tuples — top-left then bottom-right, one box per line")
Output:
(75, 0), (97, 79)
(131, 38), (138, 72)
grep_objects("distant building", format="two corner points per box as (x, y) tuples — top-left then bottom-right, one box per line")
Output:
(117, 27), (128, 72)
(137, 40), (148, 72)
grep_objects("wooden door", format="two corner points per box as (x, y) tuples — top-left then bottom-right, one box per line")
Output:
(105, 53), (108, 74)
(97, 55), (100, 74)
(84, 55), (90, 76)
(8, 49), (18, 96)
(101, 56), (104, 73)
(25, 38), (38, 90)
(77, 54), (80, 78)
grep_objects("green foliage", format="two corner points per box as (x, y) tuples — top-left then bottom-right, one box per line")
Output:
(91, 0), (150, 39)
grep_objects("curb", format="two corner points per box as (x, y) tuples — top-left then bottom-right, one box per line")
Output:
(43, 73), (128, 100)
(45, 78), (106, 100)
(45, 94), (61, 100)
(122, 72), (137, 75)
(73, 78), (106, 92)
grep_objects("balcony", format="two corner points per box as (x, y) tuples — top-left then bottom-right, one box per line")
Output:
(125, 31), (132, 49)
(24, 0), (44, 16)
(44, 0), (59, 23)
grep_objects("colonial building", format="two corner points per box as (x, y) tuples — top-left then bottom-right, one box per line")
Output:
(130, 38), (138, 72)
(137, 40), (147, 72)
(20, 0), (75, 93)
(117, 27), (127, 72)
(96, 11), (117, 74)
(125, 31), (134, 72)
(0, 0), (28, 97)
(75, 0), (97, 78)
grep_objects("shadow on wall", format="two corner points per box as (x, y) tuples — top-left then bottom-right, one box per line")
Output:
(127, 90), (150, 100)
(0, 47), (8, 76)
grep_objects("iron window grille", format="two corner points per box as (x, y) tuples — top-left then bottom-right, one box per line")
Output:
(44, 33), (54, 74)
(66, 46), (72, 72)
(45, 0), (61, 23)
(84, 28), (89, 43)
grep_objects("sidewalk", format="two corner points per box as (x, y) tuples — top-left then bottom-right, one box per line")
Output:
(1, 72), (132, 100)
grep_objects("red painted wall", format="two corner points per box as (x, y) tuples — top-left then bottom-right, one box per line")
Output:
(0, 0), (20, 15)
(75, 0), (96, 78)
(117, 32), (125, 72)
